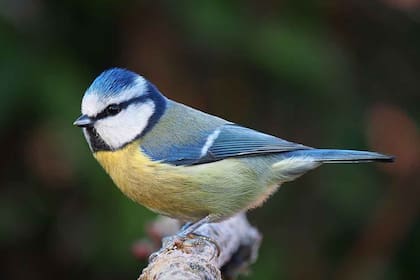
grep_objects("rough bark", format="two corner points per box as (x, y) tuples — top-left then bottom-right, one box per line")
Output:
(138, 213), (261, 280)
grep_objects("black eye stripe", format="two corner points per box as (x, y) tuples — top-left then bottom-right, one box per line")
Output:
(92, 94), (151, 120)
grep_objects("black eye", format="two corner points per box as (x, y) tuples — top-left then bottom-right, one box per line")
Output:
(105, 104), (121, 116)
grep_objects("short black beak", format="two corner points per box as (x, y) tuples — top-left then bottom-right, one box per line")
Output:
(73, 114), (94, 128)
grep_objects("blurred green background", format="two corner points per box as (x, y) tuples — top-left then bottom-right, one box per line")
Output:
(0, 0), (419, 279)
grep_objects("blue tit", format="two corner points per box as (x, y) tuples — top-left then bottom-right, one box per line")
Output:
(74, 68), (393, 237)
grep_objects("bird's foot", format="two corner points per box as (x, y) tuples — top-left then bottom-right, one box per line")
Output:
(187, 232), (221, 258)
(149, 216), (220, 262)
(148, 232), (220, 263)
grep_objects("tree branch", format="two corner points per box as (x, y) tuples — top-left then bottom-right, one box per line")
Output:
(138, 213), (261, 280)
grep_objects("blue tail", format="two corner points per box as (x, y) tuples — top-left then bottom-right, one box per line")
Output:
(281, 149), (394, 163)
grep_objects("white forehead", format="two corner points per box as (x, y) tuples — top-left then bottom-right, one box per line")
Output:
(81, 76), (147, 117)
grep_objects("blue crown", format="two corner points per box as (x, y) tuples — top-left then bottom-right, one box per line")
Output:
(86, 68), (138, 96)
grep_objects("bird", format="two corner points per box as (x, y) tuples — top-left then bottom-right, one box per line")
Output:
(74, 68), (393, 240)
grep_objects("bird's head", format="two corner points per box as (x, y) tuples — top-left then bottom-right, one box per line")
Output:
(74, 68), (167, 152)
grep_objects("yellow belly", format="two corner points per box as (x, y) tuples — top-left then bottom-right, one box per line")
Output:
(93, 140), (278, 222)
(93, 141), (210, 221)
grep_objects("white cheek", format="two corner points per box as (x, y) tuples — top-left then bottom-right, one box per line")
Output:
(94, 101), (155, 149)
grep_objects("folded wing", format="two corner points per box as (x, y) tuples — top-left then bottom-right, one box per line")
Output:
(160, 124), (312, 166)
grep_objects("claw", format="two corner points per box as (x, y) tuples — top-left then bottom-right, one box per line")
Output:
(149, 233), (220, 262)
(187, 232), (221, 260)
(149, 215), (220, 262)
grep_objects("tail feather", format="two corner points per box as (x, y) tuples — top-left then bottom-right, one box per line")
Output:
(281, 149), (394, 163)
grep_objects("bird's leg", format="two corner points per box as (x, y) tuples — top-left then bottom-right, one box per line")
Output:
(179, 221), (193, 232)
(176, 215), (212, 238)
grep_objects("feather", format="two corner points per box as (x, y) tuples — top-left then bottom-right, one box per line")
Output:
(278, 149), (394, 163)
(143, 122), (312, 166)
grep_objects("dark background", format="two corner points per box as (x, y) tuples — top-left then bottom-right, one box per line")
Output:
(0, 1), (419, 279)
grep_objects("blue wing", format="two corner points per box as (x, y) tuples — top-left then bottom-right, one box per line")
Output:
(143, 123), (311, 166)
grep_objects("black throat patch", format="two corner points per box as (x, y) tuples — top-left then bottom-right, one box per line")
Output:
(85, 127), (111, 152)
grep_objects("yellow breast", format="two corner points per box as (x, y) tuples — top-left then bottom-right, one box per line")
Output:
(93, 141), (209, 220)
